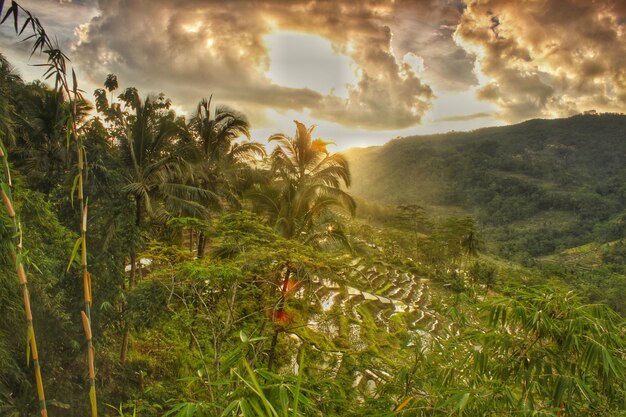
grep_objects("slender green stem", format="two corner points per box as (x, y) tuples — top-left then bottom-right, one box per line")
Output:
(0, 143), (49, 417)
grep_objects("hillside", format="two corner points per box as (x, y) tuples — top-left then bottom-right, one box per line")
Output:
(345, 114), (626, 259)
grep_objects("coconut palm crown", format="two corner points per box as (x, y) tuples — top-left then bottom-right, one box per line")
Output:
(259, 120), (355, 242)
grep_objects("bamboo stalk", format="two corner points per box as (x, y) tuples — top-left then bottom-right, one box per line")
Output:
(74, 126), (97, 417)
(1, 188), (15, 217)
(17, 263), (27, 285)
(83, 271), (92, 305)
(0, 146), (49, 417)
(76, 135), (97, 417)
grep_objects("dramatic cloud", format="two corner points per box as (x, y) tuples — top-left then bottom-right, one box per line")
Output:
(3, 0), (624, 145)
(71, 0), (440, 130)
(456, 0), (626, 121)
(392, 0), (478, 91)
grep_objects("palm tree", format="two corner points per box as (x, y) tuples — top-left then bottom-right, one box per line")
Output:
(396, 204), (430, 260)
(253, 121), (355, 244)
(98, 87), (211, 363)
(120, 90), (204, 221)
(114, 88), (214, 280)
(187, 96), (265, 257)
(458, 217), (481, 259)
(190, 97), (252, 165)
(104, 74), (118, 99)
(15, 83), (93, 194)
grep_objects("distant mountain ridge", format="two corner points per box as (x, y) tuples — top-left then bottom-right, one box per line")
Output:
(344, 114), (626, 258)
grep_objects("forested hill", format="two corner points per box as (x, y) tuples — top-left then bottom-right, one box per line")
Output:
(345, 114), (626, 258)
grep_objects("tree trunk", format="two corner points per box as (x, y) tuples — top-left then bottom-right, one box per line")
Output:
(268, 270), (291, 371)
(197, 231), (206, 259)
(121, 197), (142, 365)
(267, 329), (280, 372)
(120, 323), (129, 364)
(213, 282), (238, 378)
(213, 331), (221, 378)
(129, 251), (137, 290)
(120, 250), (136, 365)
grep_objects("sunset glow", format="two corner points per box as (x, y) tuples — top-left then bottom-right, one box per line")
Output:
(264, 31), (357, 98)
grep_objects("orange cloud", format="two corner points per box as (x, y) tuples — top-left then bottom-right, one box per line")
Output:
(456, 0), (626, 121)
(73, 0), (437, 130)
(13, 0), (622, 132)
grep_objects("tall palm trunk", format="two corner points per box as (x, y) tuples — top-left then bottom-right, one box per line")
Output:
(120, 196), (141, 364)
(197, 231), (206, 259)
(267, 330), (280, 372)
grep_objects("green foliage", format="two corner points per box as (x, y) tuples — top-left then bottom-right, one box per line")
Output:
(0, 46), (624, 417)
(0, 184), (80, 415)
(346, 114), (626, 258)
(251, 121), (355, 247)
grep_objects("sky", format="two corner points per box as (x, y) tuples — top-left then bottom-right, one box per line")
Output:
(1, 0), (625, 150)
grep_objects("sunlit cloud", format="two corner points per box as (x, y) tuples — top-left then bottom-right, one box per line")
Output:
(1, 0), (624, 149)
(456, 0), (626, 121)
(64, 0), (437, 131)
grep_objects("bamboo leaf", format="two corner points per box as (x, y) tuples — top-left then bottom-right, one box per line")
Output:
(248, 399), (267, 417)
(292, 350), (304, 417)
(18, 15), (30, 35)
(220, 400), (239, 417)
(162, 403), (186, 417)
(29, 259), (42, 274)
(240, 400), (253, 417)
(395, 397), (413, 412)
(574, 377), (595, 403)
(458, 392), (470, 414)
(66, 118), (72, 149)
(71, 174), (79, 208)
(72, 68), (78, 95)
(1, 181), (12, 200)
(12, 0), (17, 33)
(0, 2), (14, 25)
(0, 139), (7, 161)
(552, 376), (568, 407)
(601, 347), (618, 378)
(240, 361), (279, 417)
(278, 386), (288, 416)
(67, 237), (83, 271)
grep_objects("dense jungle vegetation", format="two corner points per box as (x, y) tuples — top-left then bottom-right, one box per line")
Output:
(346, 114), (626, 259)
(0, 3), (624, 417)
(346, 115), (626, 314)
